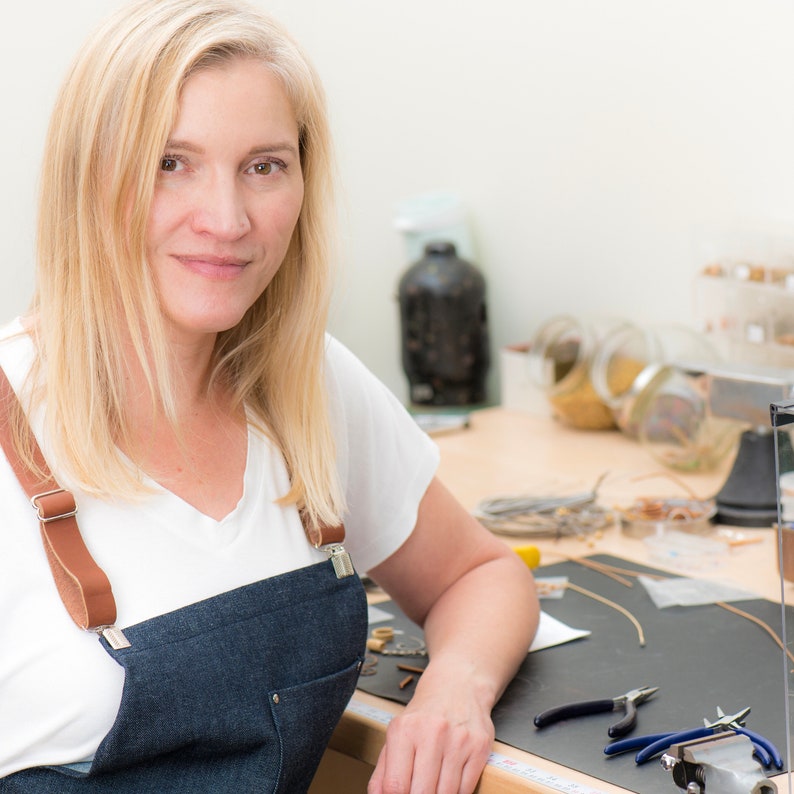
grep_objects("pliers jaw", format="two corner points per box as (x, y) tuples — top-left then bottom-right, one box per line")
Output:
(609, 686), (660, 738)
(705, 706), (751, 731)
(614, 686), (659, 709)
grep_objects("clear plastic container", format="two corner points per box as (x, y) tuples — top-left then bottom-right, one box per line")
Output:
(618, 496), (717, 538)
(643, 529), (727, 571)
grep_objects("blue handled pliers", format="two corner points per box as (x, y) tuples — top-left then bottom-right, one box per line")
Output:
(603, 706), (783, 768)
(533, 685), (658, 739)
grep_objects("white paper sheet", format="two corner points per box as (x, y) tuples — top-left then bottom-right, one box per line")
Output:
(530, 610), (590, 652)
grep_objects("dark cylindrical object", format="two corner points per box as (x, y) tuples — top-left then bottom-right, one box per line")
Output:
(398, 241), (490, 406)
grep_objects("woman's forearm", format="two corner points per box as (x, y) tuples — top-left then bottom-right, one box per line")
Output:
(419, 550), (539, 707)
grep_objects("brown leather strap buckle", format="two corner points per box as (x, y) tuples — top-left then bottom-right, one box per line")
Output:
(31, 488), (78, 523)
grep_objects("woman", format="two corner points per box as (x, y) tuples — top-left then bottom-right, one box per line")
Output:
(0, 0), (539, 791)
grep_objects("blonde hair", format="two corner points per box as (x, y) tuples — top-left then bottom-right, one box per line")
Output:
(26, 0), (344, 530)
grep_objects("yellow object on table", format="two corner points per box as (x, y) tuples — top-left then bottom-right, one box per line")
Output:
(514, 544), (541, 569)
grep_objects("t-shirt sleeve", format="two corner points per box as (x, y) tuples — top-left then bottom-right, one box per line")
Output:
(324, 335), (440, 574)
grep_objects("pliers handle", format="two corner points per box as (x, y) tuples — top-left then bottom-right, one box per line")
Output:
(733, 726), (782, 769)
(605, 727), (713, 764)
(534, 699), (622, 733)
(534, 686), (658, 739)
(604, 726), (783, 768)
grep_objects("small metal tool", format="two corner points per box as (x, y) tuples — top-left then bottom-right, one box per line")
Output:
(604, 707), (782, 769)
(660, 731), (777, 793)
(533, 685), (658, 738)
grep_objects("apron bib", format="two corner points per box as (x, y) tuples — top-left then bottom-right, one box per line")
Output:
(1, 559), (367, 793)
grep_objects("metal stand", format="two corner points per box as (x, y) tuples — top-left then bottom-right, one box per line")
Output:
(715, 430), (778, 527)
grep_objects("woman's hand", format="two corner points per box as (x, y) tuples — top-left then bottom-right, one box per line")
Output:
(367, 662), (495, 794)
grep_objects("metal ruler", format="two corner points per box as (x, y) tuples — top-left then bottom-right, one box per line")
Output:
(346, 699), (612, 794)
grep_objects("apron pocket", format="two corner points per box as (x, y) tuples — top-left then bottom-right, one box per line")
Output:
(268, 656), (363, 793)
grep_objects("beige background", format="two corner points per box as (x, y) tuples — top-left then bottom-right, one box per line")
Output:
(4, 0), (794, 401)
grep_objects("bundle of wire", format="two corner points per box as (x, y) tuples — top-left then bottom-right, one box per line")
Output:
(473, 475), (614, 538)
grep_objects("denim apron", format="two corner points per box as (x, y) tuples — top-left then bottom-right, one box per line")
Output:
(0, 557), (368, 793)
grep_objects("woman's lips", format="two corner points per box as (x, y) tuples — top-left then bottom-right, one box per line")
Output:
(173, 254), (249, 279)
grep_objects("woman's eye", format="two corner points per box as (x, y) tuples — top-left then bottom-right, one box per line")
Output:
(250, 160), (283, 176)
(160, 156), (183, 172)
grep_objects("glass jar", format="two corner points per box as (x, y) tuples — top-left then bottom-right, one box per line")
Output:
(527, 316), (634, 430)
(625, 364), (740, 472)
(590, 323), (721, 438)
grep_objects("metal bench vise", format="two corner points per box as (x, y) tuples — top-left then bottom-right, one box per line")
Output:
(661, 732), (778, 794)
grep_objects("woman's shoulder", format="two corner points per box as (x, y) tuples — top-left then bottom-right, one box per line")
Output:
(0, 317), (27, 342)
(320, 334), (439, 573)
(322, 332), (437, 453)
(322, 334), (398, 401)
(322, 334), (403, 422)
(323, 333), (364, 374)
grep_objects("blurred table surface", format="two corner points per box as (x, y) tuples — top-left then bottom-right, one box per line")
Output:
(318, 407), (791, 794)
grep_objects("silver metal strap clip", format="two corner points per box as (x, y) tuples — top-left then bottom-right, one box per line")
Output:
(326, 544), (354, 579)
(97, 625), (131, 650)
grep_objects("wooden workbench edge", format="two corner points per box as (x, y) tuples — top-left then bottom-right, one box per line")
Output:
(329, 702), (629, 794)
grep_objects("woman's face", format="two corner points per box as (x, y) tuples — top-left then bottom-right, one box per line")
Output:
(145, 57), (304, 345)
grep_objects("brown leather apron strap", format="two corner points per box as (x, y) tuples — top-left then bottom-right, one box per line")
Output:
(310, 522), (345, 547)
(0, 367), (116, 630)
(0, 365), (344, 627)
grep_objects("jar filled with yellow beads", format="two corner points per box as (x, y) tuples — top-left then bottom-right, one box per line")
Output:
(528, 315), (636, 431)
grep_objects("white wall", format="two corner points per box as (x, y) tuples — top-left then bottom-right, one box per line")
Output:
(4, 1), (794, 402)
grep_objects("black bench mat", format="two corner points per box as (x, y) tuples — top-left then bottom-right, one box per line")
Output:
(357, 554), (790, 793)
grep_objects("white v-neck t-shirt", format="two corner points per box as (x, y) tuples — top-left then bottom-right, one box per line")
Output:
(0, 320), (439, 777)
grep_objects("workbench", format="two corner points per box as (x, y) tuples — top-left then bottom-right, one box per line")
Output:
(309, 407), (793, 793)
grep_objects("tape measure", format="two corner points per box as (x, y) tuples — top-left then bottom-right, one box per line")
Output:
(487, 752), (610, 793)
(346, 699), (611, 794)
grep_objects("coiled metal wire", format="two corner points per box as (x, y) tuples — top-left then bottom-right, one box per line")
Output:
(473, 474), (615, 538)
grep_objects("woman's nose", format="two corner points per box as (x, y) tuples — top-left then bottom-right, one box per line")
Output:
(190, 175), (251, 240)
